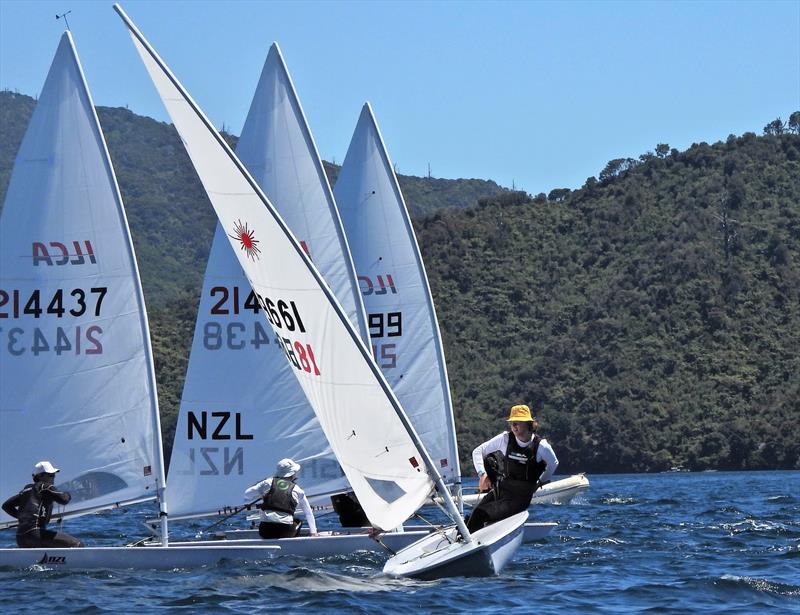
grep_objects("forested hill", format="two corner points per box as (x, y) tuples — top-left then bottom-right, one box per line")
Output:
(419, 128), (800, 473)
(2, 88), (798, 473)
(0, 91), (505, 306)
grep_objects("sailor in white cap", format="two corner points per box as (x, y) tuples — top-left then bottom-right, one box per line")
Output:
(1, 461), (83, 548)
(244, 458), (319, 539)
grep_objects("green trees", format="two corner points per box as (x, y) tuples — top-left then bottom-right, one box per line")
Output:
(420, 132), (800, 474)
(789, 112), (800, 134)
(764, 117), (786, 135)
(598, 157), (639, 184)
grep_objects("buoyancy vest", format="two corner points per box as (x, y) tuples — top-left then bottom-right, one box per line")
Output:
(504, 433), (547, 484)
(259, 477), (297, 516)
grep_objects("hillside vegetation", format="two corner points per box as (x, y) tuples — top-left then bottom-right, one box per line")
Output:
(2, 90), (798, 473)
(419, 129), (800, 473)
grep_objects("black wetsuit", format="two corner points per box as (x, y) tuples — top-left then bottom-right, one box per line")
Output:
(331, 491), (368, 528)
(258, 477), (301, 539)
(466, 434), (547, 533)
(2, 478), (83, 548)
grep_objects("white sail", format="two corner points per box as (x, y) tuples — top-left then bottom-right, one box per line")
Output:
(237, 43), (367, 341)
(334, 104), (461, 488)
(167, 44), (367, 518)
(119, 10), (438, 531)
(0, 32), (164, 527)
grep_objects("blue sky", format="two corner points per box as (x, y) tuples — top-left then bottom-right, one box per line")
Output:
(1, 1), (798, 196)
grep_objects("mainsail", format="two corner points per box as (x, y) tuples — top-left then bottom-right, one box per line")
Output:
(334, 104), (462, 492)
(117, 6), (445, 531)
(167, 44), (367, 518)
(0, 32), (165, 527)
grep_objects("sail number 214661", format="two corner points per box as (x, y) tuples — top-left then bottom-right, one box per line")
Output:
(209, 286), (305, 332)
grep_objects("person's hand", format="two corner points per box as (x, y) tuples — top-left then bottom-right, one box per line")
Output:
(478, 473), (492, 493)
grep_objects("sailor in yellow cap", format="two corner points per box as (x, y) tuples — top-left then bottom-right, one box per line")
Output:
(466, 405), (559, 532)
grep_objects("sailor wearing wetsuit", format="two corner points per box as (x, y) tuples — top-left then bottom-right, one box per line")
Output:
(1, 461), (84, 548)
(466, 405), (558, 532)
(244, 458), (319, 539)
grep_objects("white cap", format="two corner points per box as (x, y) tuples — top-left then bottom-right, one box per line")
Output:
(275, 458), (300, 478)
(33, 460), (60, 475)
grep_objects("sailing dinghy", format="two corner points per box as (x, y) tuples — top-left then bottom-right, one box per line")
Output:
(152, 42), (437, 556)
(460, 472), (590, 508)
(115, 3), (527, 578)
(333, 104), (560, 546)
(0, 31), (277, 569)
(150, 41), (537, 557)
(333, 104), (462, 503)
(165, 41), (367, 529)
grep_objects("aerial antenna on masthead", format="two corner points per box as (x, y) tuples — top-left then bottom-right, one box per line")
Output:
(56, 10), (72, 31)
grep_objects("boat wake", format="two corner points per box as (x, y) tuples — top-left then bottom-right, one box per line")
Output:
(718, 574), (800, 597)
(228, 566), (429, 593)
(600, 497), (637, 505)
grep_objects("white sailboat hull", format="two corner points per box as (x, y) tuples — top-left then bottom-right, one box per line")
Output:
(227, 522), (556, 542)
(382, 511), (528, 580)
(531, 473), (590, 504)
(157, 520), (555, 558)
(146, 528), (429, 557)
(522, 521), (557, 541)
(458, 474), (590, 508)
(0, 544), (279, 570)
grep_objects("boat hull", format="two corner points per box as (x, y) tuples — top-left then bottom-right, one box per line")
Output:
(204, 521), (555, 556)
(459, 473), (590, 508)
(151, 528), (431, 557)
(382, 511), (528, 580)
(522, 522), (557, 541)
(531, 473), (590, 504)
(0, 544), (279, 570)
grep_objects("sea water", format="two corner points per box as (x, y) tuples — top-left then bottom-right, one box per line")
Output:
(0, 471), (797, 613)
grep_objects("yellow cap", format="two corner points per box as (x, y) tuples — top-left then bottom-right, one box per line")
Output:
(506, 405), (535, 422)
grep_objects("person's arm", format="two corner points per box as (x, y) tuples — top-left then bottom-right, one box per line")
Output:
(295, 488), (317, 535)
(244, 478), (270, 502)
(1, 492), (22, 519)
(43, 485), (71, 506)
(472, 433), (507, 477)
(537, 439), (559, 483)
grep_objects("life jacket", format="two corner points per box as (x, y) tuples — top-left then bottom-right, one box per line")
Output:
(259, 477), (297, 516)
(504, 433), (547, 484)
